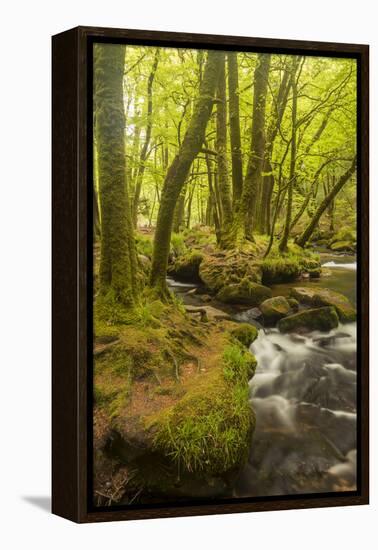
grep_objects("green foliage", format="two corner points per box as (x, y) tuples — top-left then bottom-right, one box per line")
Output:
(135, 233), (153, 258)
(223, 343), (257, 382)
(262, 243), (321, 284)
(170, 232), (188, 257)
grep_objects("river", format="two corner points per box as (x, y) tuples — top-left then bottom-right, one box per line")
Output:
(168, 252), (357, 497)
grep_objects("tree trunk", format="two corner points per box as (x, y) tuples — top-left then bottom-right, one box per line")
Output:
(173, 184), (187, 232)
(279, 58), (299, 253)
(259, 63), (292, 233)
(296, 156), (356, 247)
(240, 53), (271, 240)
(94, 43), (138, 306)
(132, 49), (159, 227)
(150, 50), (223, 293)
(216, 56), (233, 244)
(93, 186), (101, 241)
(227, 52), (243, 204)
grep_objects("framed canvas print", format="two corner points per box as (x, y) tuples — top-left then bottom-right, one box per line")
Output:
(52, 26), (369, 523)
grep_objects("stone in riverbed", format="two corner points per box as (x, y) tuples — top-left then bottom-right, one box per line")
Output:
(260, 296), (292, 325)
(289, 287), (356, 323)
(278, 306), (339, 333)
(287, 297), (299, 311)
(185, 304), (230, 321)
(330, 240), (356, 253)
(216, 280), (272, 306)
(231, 323), (258, 348)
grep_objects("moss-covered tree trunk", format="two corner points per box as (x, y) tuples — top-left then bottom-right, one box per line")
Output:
(132, 49), (159, 227)
(173, 183), (187, 232)
(216, 55), (233, 245)
(94, 43), (138, 306)
(240, 54), (271, 240)
(150, 50), (223, 293)
(296, 156), (356, 247)
(279, 61), (298, 253)
(259, 64), (291, 233)
(227, 52), (243, 205)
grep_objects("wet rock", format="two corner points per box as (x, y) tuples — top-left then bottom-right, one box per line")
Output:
(260, 296), (292, 325)
(287, 297), (299, 311)
(199, 294), (212, 303)
(330, 240), (356, 253)
(216, 280), (272, 306)
(234, 307), (263, 323)
(231, 323), (258, 348)
(278, 306), (339, 333)
(184, 304), (230, 321)
(289, 286), (356, 323)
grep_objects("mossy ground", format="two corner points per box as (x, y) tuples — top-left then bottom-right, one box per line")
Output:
(93, 285), (256, 502)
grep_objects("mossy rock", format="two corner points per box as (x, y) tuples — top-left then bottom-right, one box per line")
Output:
(168, 251), (204, 283)
(290, 287), (356, 323)
(231, 323), (258, 348)
(260, 296), (292, 325)
(216, 280), (272, 306)
(199, 250), (262, 292)
(287, 298), (299, 311)
(261, 257), (302, 284)
(150, 344), (256, 477)
(331, 228), (356, 244)
(329, 240), (356, 253)
(261, 245), (321, 284)
(278, 306), (339, 333)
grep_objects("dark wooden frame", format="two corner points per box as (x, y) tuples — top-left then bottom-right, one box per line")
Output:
(52, 26), (369, 523)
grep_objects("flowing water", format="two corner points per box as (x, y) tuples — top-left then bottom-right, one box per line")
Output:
(168, 253), (357, 497)
(234, 253), (357, 496)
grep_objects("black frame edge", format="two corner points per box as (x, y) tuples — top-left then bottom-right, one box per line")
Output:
(52, 27), (80, 523)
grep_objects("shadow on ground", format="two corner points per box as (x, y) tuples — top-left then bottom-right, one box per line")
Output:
(22, 496), (51, 513)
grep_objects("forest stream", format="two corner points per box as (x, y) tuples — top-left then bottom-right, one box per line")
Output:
(167, 252), (357, 497)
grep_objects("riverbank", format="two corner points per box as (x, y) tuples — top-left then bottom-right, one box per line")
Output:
(93, 228), (357, 504)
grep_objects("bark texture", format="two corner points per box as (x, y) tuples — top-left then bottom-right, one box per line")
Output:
(94, 43), (138, 305)
(150, 50), (223, 292)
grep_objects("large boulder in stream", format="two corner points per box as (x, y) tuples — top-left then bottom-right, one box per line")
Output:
(329, 240), (356, 253)
(199, 249), (262, 291)
(168, 251), (204, 283)
(278, 306), (339, 333)
(216, 280), (272, 306)
(290, 287), (356, 323)
(260, 296), (292, 325)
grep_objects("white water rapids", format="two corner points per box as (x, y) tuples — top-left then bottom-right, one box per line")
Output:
(234, 323), (357, 497)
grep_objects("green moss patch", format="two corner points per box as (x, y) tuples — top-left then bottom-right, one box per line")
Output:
(261, 243), (321, 284)
(230, 323), (258, 348)
(278, 306), (339, 333)
(260, 296), (292, 325)
(216, 279), (272, 306)
(149, 342), (255, 475)
(290, 287), (356, 323)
